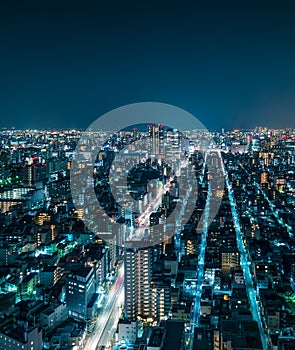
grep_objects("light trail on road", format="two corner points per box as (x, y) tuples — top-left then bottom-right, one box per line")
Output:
(84, 264), (124, 350)
(97, 283), (124, 349)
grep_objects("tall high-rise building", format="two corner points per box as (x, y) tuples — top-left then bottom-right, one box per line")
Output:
(124, 242), (152, 321)
(124, 242), (171, 321)
(148, 124), (164, 156)
(166, 129), (181, 157)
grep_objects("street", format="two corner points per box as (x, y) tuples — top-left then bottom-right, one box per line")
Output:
(84, 264), (124, 350)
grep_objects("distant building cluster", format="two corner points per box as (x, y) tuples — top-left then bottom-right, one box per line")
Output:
(0, 126), (295, 349)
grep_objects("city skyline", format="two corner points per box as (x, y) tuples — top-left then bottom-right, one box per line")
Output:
(1, 1), (295, 349)
(0, 126), (295, 349)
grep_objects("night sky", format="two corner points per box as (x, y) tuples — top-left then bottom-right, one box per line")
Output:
(0, 0), (295, 131)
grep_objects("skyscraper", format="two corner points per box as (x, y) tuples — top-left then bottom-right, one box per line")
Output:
(124, 242), (152, 321)
(124, 242), (171, 321)
(148, 124), (164, 156)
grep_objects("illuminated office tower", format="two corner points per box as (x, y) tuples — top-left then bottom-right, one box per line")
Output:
(148, 124), (164, 156)
(166, 129), (181, 157)
(66, 266), (95, 320)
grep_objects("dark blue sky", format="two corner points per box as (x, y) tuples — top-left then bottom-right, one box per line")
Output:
(0, 0), (295, 130)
